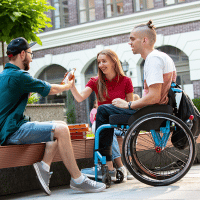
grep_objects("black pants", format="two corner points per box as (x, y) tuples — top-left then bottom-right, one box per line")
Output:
(96, 104), (136, 161)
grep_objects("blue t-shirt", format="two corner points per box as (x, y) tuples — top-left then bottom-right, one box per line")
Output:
(0, 63), (51, 145)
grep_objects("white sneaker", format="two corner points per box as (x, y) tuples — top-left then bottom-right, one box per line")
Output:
(117, 166), (127, 182)
(127, 170), (134, 180)
(70, 175), (106, 193)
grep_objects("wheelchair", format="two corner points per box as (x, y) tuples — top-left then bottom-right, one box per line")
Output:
(93, 83), (196, 188)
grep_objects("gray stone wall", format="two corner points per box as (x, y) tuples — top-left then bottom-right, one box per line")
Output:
(44, 0), (53, 32)
(68, 0), (78, 26)
(193, 80), (200, 99)
(24, 104), (65, 122)
(10, 21), (198, 62)
(74, 100), (88, 124)
(123, 0), (134, 14)
(154, 0), (164, 9)
(95, 0), (104, 21)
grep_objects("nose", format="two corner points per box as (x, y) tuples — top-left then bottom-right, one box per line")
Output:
(98, 62), (103, 67)
(128, 40), (132, 45)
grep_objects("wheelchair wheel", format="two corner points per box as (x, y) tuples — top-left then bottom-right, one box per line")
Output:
(122, 113), (195, 186)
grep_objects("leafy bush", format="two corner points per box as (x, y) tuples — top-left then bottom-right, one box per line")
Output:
(192, 98), (200, 112)
(66, 90), (76, 124)
(28, 93), (40, 104)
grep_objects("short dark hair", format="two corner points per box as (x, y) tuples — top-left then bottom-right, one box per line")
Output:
(134, 20), (157, 45)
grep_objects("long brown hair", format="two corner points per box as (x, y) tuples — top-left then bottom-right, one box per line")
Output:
(97, 49), (125, 102)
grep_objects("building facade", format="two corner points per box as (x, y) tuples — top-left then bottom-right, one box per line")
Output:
(0, 0), (200, 124)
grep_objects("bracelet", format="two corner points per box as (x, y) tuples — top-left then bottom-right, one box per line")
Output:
(128, 101), (132, 110)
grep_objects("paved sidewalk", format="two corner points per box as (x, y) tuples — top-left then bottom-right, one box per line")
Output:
(3, 164), (200, 200)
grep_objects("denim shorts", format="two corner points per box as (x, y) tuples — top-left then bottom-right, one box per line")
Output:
(5, 121), (56, 145)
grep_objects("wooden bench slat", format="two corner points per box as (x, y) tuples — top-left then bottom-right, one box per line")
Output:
(0, 138), (95, 169)
(0, 143), (45, 169)
(0, 122), (124, 170)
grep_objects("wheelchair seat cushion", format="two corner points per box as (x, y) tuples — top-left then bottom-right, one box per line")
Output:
(109, 114), (132, 125)
(109, 104), (173, 126)
(128, 104), (173, 126)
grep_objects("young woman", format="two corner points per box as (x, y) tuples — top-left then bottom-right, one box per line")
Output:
(90, 99), (128, 179)
(70, 49), (134, 181)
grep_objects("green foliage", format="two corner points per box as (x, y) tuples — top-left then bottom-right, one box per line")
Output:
(0, 0), (55, 45)
(66, 90), (76, 124)
(28, 93), (40, 104)
(192, 98), (200, 112)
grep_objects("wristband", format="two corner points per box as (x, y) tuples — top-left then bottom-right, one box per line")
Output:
(128, 101), (132, 110)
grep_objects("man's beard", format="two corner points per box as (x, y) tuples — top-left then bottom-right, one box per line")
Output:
(23, 55), (30, 71)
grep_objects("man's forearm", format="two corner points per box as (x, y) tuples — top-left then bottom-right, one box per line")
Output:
(130, 92), (161, 109)
(49, 84), (69, 95)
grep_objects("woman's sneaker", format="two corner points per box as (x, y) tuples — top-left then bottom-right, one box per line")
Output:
(70, 175), (106, 193)
(81, 166), (117, 182)
(117, 166), (127, 182)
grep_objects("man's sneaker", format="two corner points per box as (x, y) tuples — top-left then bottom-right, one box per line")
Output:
(33, 162), (53, 195)
(70, 175), (106, 193)
(117, 166), (127, 182)
(127, 170), (134, 180)
(81, 166), (117, 181)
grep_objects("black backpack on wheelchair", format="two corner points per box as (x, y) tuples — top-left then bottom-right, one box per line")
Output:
(169, 83), (200, 149)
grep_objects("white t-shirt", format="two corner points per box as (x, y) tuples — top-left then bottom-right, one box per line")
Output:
(143, 50), (176, 104)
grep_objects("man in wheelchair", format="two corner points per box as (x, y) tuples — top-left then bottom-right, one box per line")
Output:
(89, 18), (199, 188)
(95, 20), (177, 180)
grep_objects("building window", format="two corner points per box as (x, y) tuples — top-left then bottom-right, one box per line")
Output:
(53, 0), (69, 29)
(78, 0), (95, 24)
(134, 0), (154, 12)
(105, 0), (124, 18)
(165, 0), (185, 6)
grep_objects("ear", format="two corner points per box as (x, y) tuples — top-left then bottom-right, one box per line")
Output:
(20, 50), (26, 60)
(143, 37), (147, 44)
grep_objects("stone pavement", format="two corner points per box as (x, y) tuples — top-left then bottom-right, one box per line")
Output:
(3, 164), (200, 200)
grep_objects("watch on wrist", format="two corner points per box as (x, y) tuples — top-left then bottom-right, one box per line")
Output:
(128, 101), (132, 110)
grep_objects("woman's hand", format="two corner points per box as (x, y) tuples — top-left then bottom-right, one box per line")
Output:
(67, 78), (74, 89)
(112, 98), (129, 109)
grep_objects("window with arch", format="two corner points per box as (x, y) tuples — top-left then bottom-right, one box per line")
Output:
(77, 0), (95, 24)
(53, 0), (69, 29)
(105, 0), (124, 18)
(37, 64), (67, 104)
(140, 46), (190, 89)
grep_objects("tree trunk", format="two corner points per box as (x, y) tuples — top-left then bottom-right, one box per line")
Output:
(1, 41), (5, 69)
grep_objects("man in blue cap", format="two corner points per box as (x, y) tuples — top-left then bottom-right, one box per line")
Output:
(0, 37), (106, 195)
